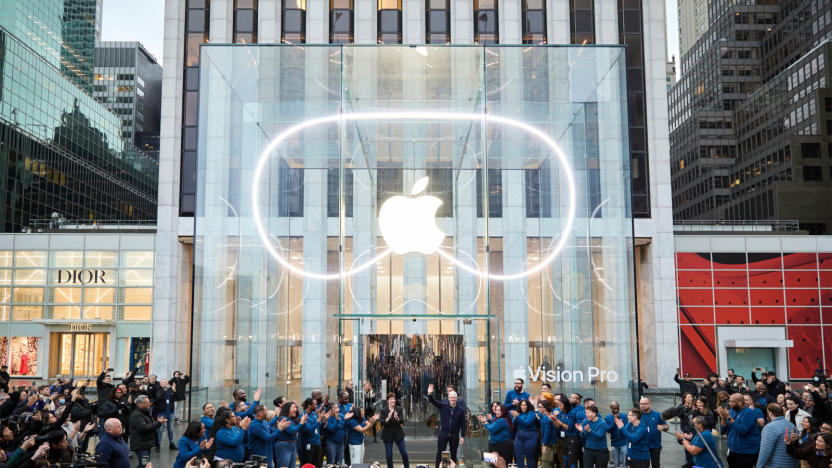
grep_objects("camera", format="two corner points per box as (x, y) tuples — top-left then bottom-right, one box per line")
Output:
(231, 456), (269, 467)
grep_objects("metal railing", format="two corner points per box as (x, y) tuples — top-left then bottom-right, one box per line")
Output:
(25, 219), (156, 231)
(674, 219), (800, 232)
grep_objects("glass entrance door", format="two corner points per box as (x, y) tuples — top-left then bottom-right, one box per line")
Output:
(55, 332), (109, 378)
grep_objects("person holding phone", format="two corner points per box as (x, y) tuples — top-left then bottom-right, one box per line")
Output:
(174, 421), (211, 468)
(379, 392), (409, 468)
(428, 383), (467, 468)
(478, 403), (513, 464)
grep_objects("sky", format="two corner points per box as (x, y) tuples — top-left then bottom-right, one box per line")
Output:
(101, 0), (682, 72)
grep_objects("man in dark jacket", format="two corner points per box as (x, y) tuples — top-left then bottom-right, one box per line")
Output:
(171, 371), (190, 422)
(96, 417), (131, 468)
(97, 368), (115, 403)
(0, 365), (9, 393)
(129, 395), (165, 468)
(153, 379), (177, 449)
(427, 383), (467, 468)
(674, 370), (699, 397)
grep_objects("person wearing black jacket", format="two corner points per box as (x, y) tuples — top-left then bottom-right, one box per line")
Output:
(699, 374), (718, 409)
(130, 395), (165, 468)
(171, 371), (190, 422)
(97, 368), (116, 403)
(0, 391), (23, 420)
(378, 393), (409, 468)
(0, 366), (9, 393)
(153, 379), (176, 449)
(427, 384), (467, 468)
(674, 371), (699, 397)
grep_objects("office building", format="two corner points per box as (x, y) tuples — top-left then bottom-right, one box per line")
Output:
(0, 5), (157, 242)
(669, 0), (832, 234)
(677, 0), (708, 57)
(667, 56), (676, 91)
(94, 42), (163, 157)
(152, 0), (676, 421)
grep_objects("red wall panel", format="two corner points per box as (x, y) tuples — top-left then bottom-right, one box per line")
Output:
(751, 306), (786, 325)
(677, 270), (712, 288)
(748, 270), (784, 288)
(788, 326), (824, 379)
(679, 325), (716, 378)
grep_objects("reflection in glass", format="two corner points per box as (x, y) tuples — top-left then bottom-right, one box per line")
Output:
(377, 0), (402, 43)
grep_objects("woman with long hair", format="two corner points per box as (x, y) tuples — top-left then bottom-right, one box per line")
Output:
(512, 399), (540, 468)
(691, 397), (715, 431)
(787, 433), (832, 468)
(346, 407), (379, 464)
(715, 391), (730, 410)
(275, 401), (303, 468)
(214, 407), (250, 462)
(478, 403), (514, 464)
(174, 421), (211, 468)
(552, 398), (578, 468)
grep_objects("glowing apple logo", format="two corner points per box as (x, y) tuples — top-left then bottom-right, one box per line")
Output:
(379, 177), (445, 255)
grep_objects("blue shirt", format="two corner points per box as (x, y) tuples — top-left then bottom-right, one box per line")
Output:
(485, 417), (512, 444)
(605, 414), (627, 447)
(513, 411), (539, 432)
(234, 400), (259, 419)
(248, 418), (280, 459)
(215, 426), (246, 462)
(201, 416), (214, 430)
(559, 409), (579, 437)
(347, 418), (366, 445)
(691, 431), (721, 468)
(504, 389), (531, 410)
(641, 410), (667, 449)
(174, 437), (203, 468)
(721, 407), (760, 454)
(619, 422), (649, 460)
(323, 415), (346, 444)
(275, 416), (302, 442)
(579, 418), (609, 450)
(300, 413), (321, 445)
(539, 412), (558, 445)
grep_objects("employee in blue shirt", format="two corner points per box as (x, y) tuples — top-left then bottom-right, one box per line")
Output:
(537, 400), (558, 468)
(639, 397), (668, 468)
(478, 404), (514, 464)
(675, 416), (721, 468)
(174, 421), (209, 468)
(576, 405), (609, 468)
(249, 405), (282, 468)
(512, 399), (540, 468)
(552, 398), (579, 468)
(717, 393), (761, 467)
(213, 409), (250, 463)
(274, 402), (303, 468)
(505, 379), (531, 411)
(299, 398), (323, 467)
(323, 404), (347, 465)
(604, 402), (627, 468)
(613, 408), (649, 468)
(428, 383), (467, 468)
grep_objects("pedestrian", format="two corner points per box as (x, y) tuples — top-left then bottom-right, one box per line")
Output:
(379, 392), (409, 468)
(512, 399), (539, 468)
(786, 433), (832, 468)
(213, 407), (250, 463)
(96, 418), (131, 468)
(299, 397), (323, 468)
(505, 379), (531, 412)
(174, 421), (211, 468)
(716, 393), (761, 467)
(275, 401), (303, 468)
(538, 400), (558, 468)
(428, 383), (467, 468)
(605, 402), (627, 468)
(323, 403), (347, 465)
(614, 408), (649, 468)
(346, 408), (378, 464)
(479, 403), (514, 464)
(576, 404), (608, 468)
(756, 403), (797, 468)
(674, 416), (720, 468)
(639, 397), (668, 468)
(129, 395), (165, 468)
(154, 379), (177, 450)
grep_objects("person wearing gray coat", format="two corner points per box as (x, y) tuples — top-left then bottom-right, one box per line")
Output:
(756, 403), (799, 468)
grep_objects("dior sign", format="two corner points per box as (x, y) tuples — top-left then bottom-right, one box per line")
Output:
(56, 269), (107, 285)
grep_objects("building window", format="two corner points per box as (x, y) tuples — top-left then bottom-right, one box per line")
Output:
(803, 166), (823, 181)
(474, 0), (498, 44)
(526, 161), (551, 218)
(476, 169), (502, 218)
(377, 0), (402, 44)
(181, 0), (210, 216)
(618, 0), (650, 217)
(278, 161), (304, 217)
(330, 0), (353, 43)
(426, 0), (450, 44)
(282, 0), (306, 43)
(802, 142), (820, 158)
(570, 0), (594, 44)
(327, 168), (353, 217)
(234, 0), (258, 44)
(522, 0), (546, 44)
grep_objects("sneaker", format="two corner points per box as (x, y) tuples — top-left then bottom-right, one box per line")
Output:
(170, 443), (178, 450)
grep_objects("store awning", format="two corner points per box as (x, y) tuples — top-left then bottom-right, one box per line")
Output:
(725, 339), (793, 348)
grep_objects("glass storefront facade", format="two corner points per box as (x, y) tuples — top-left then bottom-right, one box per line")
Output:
(0, 233), (153, 380)
(193, 44), (636, 430)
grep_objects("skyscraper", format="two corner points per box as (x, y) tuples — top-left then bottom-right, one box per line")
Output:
(669, 0), (832, 234)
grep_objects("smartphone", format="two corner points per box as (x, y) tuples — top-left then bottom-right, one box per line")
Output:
(483, 453), (498, 464)
(194, 456), (203, 465)
(442, 451), (451, 465)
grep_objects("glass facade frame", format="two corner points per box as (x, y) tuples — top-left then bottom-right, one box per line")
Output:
(193, 44), (636, 453)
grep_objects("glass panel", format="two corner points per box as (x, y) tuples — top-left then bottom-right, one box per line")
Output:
(60, 334), (74, 375)
(122, 306), (152, 321)
(83, 306), (114, 320)
(84, 288), (115, 304)
(12, 305), (42, 321)
(0, 270), (11, 284)
(0, 252), (12, 267)
(85, 251), (118, 268)
(15, 251), (46, 267)
(54, 305), (82, 319)
(54, 288), (82, 304)
(14, 270), (46, 285)
(123, 288), (153, 304)
(121, 269), (154, 286)
(0, 287), (9, 303)
(53, 251), (84, 267)
(121, 251), (154, 268)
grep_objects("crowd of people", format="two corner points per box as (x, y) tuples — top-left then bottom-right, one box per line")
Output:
(1, 365), (831, 468)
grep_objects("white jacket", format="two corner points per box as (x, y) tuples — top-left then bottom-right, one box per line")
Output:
(787, 408), (811, 429)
